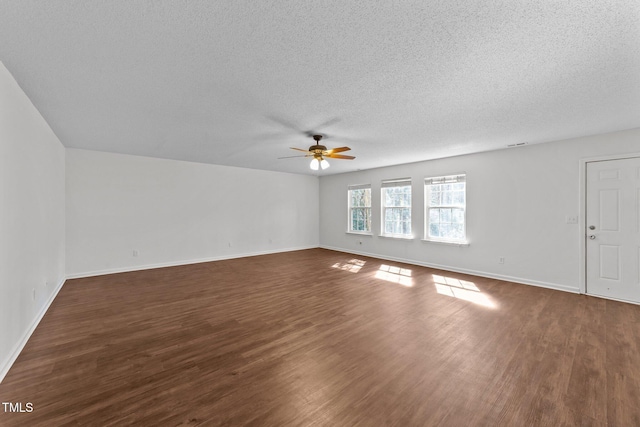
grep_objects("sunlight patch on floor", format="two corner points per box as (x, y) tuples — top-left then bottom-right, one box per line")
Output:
(433, 274), (496, 308)
(375, 264), (413, 287)
(332, 259), (366, 273)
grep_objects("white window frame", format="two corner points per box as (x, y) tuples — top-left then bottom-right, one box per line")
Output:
(348, 184), (372, 234)
(424, 174), (467, 244)
(381, 178), (413, 238)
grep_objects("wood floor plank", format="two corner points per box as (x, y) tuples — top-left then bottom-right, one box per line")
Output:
(605, 300), (640, 426)
(1, 248), (640, 425)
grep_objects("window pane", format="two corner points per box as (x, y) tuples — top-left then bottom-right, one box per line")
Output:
(364, 208), (371, 231)
(430, 223), (440, 237)
(364, 189), (371, 206)
(392, 190), (402, 206)
(382, 207), (410, 235)
(384, 189), (392, 206)
(452, 208), (464, 224)
(351, 189), (370, 207)
(385, 208), (394, 222)
(442, 191), (453, 205)
(384, 220), (393, 234)
(452, 223), (464, 238)
(384, 186), (411, 207)
(452, 191), (465, 206)
(429, 208), (440, 223)
(350, 207), (372, 232)
(430, 190), (440, 205)
(440, 208), (451, 223)
(403, 187), (412, 206)
(384, 205), (392, 231)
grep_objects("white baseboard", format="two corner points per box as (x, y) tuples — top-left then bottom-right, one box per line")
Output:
(320, 245), (580, 294)
(65, 245), (320, 280)
(0, 277), (66, 384)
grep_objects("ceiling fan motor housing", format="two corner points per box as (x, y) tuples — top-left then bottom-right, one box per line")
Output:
(310, 135), (326, 155)
(309, 145), (327, 154)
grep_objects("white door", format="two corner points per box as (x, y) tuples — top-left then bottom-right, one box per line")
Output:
(586, 157), (640, 302)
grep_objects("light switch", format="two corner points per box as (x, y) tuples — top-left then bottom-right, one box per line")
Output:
(565, 215), (578, 224)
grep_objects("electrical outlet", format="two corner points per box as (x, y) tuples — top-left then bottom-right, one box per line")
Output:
(133, 249), (139, 257)
(228, 242), (232, 247)
(499, 257), (505, 264)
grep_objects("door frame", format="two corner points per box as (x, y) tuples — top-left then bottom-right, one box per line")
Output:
(579, 152), (640, 296)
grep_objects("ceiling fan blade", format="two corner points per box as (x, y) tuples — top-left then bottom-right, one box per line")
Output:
(303, 117), (342, 136)
(326, 154), (355, 160)
(267, 116), (304, 133)
(278, 155), (312, 159)
(290, 147), (311, 153)
(324, 146), (351, 155)
(266, 115), (342, 138)
(314, 117), (341, 129)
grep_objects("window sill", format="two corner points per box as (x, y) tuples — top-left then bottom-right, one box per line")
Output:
(379, 234), (415, 240)
(346, 231), (373, 236)
(421, 239), (469, 247)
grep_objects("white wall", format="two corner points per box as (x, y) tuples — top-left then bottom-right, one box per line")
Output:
(0, 62), (66, 381)
(66, 149), (319, 277)
(319, 128), (640, 292)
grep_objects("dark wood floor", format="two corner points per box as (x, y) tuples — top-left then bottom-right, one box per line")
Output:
(1, 248), (640, 426)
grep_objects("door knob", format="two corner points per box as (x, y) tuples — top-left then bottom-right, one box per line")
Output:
(589, 225), (595, 230)
(589, 235), (596, 240)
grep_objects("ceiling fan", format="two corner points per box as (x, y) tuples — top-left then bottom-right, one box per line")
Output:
(279, 134), (355, 170)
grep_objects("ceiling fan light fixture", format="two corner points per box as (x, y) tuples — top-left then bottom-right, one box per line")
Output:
(320, 159), (330, 170)
(310, 158), (320, 170)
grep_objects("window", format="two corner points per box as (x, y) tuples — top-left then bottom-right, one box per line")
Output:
(425, 174), (466, 243)
(348, 184), (371, 233)
(381, 178), (412, 237)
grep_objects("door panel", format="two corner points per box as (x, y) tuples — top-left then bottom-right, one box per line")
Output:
(599, 189), (619, 231)
(586, 157), (640, 302)
(598, 245), (619, 280)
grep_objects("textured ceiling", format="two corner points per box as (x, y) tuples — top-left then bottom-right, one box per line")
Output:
(1, 1), (639, 175)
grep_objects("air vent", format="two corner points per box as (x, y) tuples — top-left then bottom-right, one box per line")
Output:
(507, 142), (527, 148)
